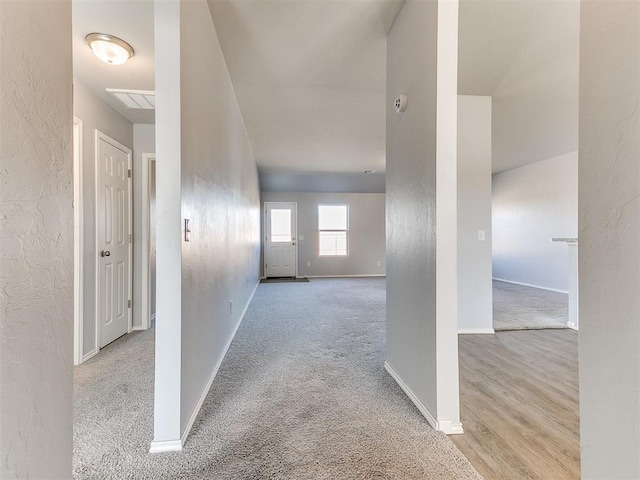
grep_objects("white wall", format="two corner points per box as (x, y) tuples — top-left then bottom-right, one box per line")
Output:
(0, 1), (74, 478)
(260, 192), (385, 277)
(492, 151), (578, 292)
(386, 0), (461, 434)
(579, 2), (640, 478)
(457, 95), (493, 333)
(73, 79), (134, 358)
(152, 0), (261, 449)
(132, 124), (155, 328)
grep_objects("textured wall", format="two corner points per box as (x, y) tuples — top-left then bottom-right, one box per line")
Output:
(578, 1), (640, 478)
(386, 0), (461, 432)
(179, 0), (261, 434)
(260, 192), (385, 277)
(73, 79), (133, 357)
(0, 1), (74, 478)
(457, 95), (493, 332)
(492, 151), (578, 292)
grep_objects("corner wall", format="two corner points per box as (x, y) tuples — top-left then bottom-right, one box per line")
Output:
(579, 1), (640, 477)
(152, 0), (261, 449)
(386, 0), (461, 433)
(492, 151), (578, 292)
(457, 95), (493, 333)
(0, 1), (74, 477)
(261, 192), (385, 278)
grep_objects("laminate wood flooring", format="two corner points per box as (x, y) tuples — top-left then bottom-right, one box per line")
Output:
(452, 329), (580, 480)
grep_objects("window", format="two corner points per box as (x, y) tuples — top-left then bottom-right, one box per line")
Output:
(270, 209), (292, 242)
(318, 205), (348, 256)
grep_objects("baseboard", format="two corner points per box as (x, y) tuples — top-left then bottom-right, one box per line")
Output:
(384, 361), (464, 435)
(80, 348), (99, 364)
(493, 277), (568, 294)
(567, 322), (579, 331)
(149, 439), (182, 453)
(305, 274), (386, 278)
(458, 328), (495, 335)
(179, 279), (260, 448)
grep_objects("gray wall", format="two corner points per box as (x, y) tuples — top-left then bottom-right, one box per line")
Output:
(132, 124), (155, 328)
(579, 1), (640, 478)
(386, 0), (461, 432)
(261, 192), (385, 277)
(492, 151), (578, 292)
(0, 1), (74, 477)
(179, 0), (261, 433)
(73, 79), (134, 357)
(457, 95), (493, 333)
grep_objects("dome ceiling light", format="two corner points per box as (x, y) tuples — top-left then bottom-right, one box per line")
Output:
(85, 33), (134, 66)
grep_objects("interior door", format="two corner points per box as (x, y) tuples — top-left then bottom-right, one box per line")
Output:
(265, 202), (297, 278)
(98, 134), (131, 348)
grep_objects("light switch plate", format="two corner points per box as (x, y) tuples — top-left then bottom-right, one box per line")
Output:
(478, 230), (486, 241)
(299, 235), (304, 241)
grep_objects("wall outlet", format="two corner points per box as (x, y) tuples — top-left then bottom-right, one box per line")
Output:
(377, 260), (382, 266)
(229, 300), (233, 314)
(478, 230), (486, 241)
(307, 261), (311, 267)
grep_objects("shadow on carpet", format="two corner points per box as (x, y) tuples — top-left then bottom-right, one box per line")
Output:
(493, 280), (569, 331)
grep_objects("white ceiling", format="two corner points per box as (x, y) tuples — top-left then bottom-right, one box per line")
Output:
(208, 0), (405, 174)
(72, 0), (579, 175)
(72, 0), (155, 124)
(459, 0), (580, 173)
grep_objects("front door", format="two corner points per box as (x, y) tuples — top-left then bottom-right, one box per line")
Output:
(265, 202), (297, 278)
(97, 133), (132, 348)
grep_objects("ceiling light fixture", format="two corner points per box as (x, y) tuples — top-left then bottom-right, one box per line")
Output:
(85, 33), (134, 66)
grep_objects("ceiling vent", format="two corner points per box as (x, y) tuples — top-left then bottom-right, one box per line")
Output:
(106, 89), (155, 110)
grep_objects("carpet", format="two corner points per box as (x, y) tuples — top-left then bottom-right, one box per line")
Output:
(493, 280), (569, 331)
(74, 278), (481, 480)
(260, 277), (309, 283)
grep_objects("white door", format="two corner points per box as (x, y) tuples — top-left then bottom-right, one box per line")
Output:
(97, 133), (132, 348)
(265, 202), (297, 278)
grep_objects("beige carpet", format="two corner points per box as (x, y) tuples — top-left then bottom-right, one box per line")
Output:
(493, 280), (569, 331)
(74, 278), (482, 479)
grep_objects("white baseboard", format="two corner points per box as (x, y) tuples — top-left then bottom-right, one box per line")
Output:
(384, 361), (463, 435)
(305, 274), (386, 278)
(179, 279), (260, 448)
(458, 328), (495, 335)
(567, 322), (579, 331)
(149, 439), (182, 453)
(493, 277), (568, 294)
(80, 348), (99, 365)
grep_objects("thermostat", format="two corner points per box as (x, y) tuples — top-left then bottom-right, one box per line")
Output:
(394, 94), (408, 113)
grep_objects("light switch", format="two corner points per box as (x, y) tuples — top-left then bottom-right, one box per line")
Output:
(478, 230), (486, 241)
(299, 235), (304, 241)
(185, 219), (191, 242)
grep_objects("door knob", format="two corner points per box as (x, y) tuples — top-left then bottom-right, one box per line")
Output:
(100, 250), (111, 257)
(292, 242), (296, 246)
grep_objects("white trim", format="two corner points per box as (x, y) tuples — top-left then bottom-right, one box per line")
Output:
(73, 117), (84, 365)
(149, 439), (182, 454)
(81, 348), (99, 363)
(140, 153), (156, 331)
(384, 361), (464, 435)
(493, 277), (568, 294)
(458, 328), (495, 335)
(304, 274), (386, 278)
(179, 280), (260, 447)
(95, 130), (133, 350)
(567, 322), (579, 331)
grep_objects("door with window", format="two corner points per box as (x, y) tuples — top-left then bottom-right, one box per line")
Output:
(265, 202), (297, 277)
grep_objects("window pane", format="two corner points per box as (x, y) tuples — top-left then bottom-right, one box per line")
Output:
(318, 205), (347, 230)
(270, 209), (291, 242)
(319, 231), (347, 256)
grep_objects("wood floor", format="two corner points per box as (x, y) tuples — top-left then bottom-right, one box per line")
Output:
(452, 329), (580, 480)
